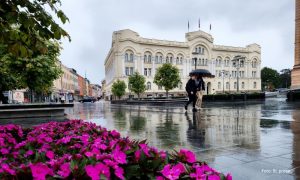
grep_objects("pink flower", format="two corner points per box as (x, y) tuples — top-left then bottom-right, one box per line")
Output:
(156, 176), (165, 180)
(139, 144), (150, 156)
(25, 150), (34, 157)
(1, 163), (16, 175)
(0, 148), (9, 155)
(190, 165), (217, 179)
(46, 151), (55, 159)
(208, 174), (220, 180)
(114, 166), (125, 180)
(85, 151), (94, 158)
(134, 150), (141, 161)
(159, 151), (167, 160)
(110, 130), (120, 138)
(179, 149), (196, 163)
(112, 149), (127, 164)
(30, 163), (53, 180)
(57, 163), (71, 178)
(161, 163), (185, 180)
(85, 163), (110, 180)
(226, 173), (232, 180)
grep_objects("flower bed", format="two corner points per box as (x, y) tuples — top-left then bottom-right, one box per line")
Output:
(0, 120), (232, 180)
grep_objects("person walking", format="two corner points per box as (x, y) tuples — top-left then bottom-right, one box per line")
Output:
(185, 75), (197, 112)
(195, 76), (205, 109)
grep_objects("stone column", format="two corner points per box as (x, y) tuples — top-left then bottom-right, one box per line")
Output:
(292, 0), (300, 89)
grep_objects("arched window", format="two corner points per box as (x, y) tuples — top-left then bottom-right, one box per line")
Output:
(176, 57), (179, 64)
(170, 57), (173, 64)
(180, 57), (183, 64)
(130, 54), (134, 61)
(166, 57), (169, 63)
(252, 59), (258, 68)
(159, 56), (163, 63)
(125, 53), (129, 61)
(144, 55), (147, 63)
(148, 55), (152, 63)
(147, 82), (151, 90)
(155, 56), (159, 63)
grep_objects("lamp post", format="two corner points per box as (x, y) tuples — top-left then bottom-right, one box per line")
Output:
(232, 55), (246, 93)
(219, 70), (228, 93)
(192, 52), (200, 70)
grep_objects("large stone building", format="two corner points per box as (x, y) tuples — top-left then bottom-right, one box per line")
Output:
(292, 0), (300, 89)
(104, 29), (261, 99)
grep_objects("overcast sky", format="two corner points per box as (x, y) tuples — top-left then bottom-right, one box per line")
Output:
(58, 0), (295, 84)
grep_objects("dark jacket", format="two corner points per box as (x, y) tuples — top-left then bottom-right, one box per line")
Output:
(195, 77), (205, 91)
(185, 79), (197, 95)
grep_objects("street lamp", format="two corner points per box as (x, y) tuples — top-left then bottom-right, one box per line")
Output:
(232, 55), (246, 93)
(192, 52), (200, 70)
(219, 70), (229, 93)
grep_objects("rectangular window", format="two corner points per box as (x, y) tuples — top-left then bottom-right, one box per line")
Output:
(130, 67), (134, 75)
(144, 68), (147, 76)
(254, 82), (257, 89)
(125, 67), (129, 76)
(148, 68), (152, 76)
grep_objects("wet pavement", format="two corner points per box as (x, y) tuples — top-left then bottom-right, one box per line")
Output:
(51, 99), (300, 179)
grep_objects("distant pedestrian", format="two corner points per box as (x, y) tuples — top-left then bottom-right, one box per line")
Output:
(195, 75), (205, 109)
(185, 75), (197, 112)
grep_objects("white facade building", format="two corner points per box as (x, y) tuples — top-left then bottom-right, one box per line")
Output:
(104, 29), (261, 99)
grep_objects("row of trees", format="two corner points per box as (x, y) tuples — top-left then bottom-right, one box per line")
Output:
(261, 67), (291, 91)
(111, 63), (181, 99)
(0, 0), (70, 103)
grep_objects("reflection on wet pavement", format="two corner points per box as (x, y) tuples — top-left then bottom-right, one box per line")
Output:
(66, 99), (300, 180)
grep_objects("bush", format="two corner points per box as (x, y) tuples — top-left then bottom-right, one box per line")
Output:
(0, 120), (231, 180)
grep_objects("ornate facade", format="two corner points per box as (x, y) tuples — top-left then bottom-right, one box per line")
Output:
(104, 29), (261, 99)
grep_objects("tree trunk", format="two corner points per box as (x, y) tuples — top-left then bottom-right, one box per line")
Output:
(166, 90), (169, 99)
(0, 89), (8, 104)
(138, 93), (140, 100)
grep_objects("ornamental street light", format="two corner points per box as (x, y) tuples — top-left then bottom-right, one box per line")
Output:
(232, 55), (246, 93)
(219, 70), (229, 93)
(192, 52), (200, 70)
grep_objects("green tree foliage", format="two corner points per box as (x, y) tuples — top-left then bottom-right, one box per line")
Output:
(154, 63), (181, 97)
(279, 69), (291, 88)
(0, 0), (70, 102)
(261, 67), (280, 91)
(111, 80), (126, 99)
(128, 72), (146, 99)
(0, 0), (70, 58)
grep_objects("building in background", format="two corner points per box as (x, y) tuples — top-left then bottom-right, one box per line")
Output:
(101, 80), (107, 100)
(78, 75), (86, 98)
(292, 0), (300, 89)
(104, 29), (262, 99)
(91, 84), (102, 98)
(85, 78), (90, 96)
(52, 62), (77, 102)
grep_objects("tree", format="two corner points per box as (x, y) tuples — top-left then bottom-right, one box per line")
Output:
(0, 0), (70, 58)
(128, 72), (146, 99)
(111, 80), (126, 100)
(261, 67), (280, 91)
(279, 69), (291, 88)
(0, 0), (70, 103)
(154, 63), (181, 97)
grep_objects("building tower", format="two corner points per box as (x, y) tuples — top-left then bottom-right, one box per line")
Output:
(292, 0), (300, 89)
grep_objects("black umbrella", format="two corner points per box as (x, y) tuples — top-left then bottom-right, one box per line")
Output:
(189, 69), (215, 78)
